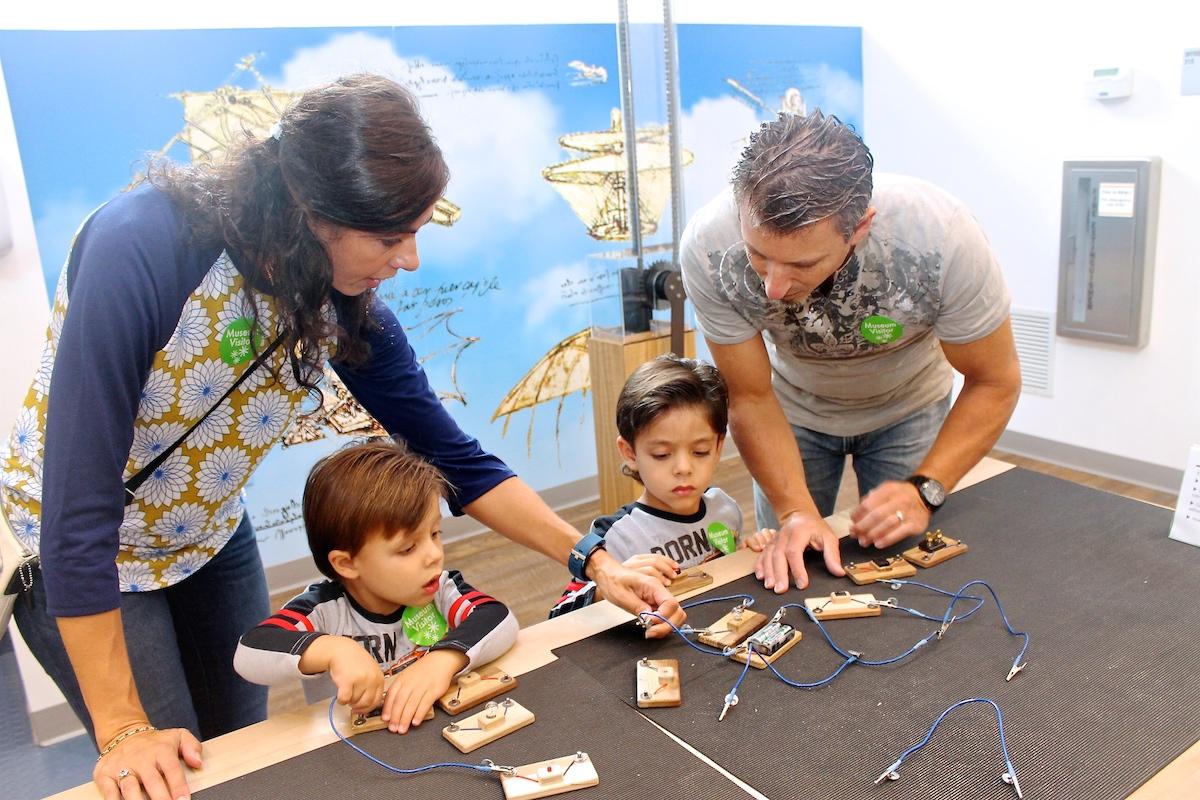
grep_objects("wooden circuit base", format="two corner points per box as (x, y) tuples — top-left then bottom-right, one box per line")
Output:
(696, 607), (768, 650)
(844, 555), (917, 585)
(902, 530), (968, 568)
(348, 704), (434, 735)
(442, 698), (535, 753)
(729, 627), (802, 670)
(636, 658), (681, 708)
(668, 566), (713, 596)
(437, 664), (517, 715)
(500, 752), (599, 800)
(804, 591), (882, 621)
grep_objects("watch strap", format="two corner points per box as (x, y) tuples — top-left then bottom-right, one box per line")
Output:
(568, 532), (607, 581)
(906, 474), (943, 511)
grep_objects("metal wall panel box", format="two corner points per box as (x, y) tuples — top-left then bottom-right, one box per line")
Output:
(1057, 159), (1160, 347)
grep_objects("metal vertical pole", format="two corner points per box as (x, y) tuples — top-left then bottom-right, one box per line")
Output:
(616, 0), (643, 268)
(662, 0), (686, 356)
(662, 0), (685, 267)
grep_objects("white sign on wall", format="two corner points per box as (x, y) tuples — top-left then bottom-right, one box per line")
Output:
(1168, 444), (1200, 548)
(1097, 182), (1136, 218)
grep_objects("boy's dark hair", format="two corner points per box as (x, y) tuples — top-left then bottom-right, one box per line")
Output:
(303, 437), (448, 580)
(616, 355), (728, 481)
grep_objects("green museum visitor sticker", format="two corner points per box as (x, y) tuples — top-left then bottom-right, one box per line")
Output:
(707, 521), (737, 554)
(860, 315), (904, 345)
(402, 603), (448, 646)
(220, 317), (264, 366)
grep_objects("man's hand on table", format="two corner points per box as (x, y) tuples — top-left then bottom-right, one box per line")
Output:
(754, 511), (846, 592)
(849, 480), (930, 549)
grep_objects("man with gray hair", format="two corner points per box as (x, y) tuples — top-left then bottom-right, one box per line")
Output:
(680, 111), (1020, 593)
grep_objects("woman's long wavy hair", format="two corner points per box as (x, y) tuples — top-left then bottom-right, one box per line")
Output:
(149, 74), (449, 389)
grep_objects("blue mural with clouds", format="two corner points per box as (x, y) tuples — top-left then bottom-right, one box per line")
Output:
(0, 23), (860, 567)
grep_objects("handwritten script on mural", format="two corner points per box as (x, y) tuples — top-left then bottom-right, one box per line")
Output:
(256, 499), (303, 543)
(398, 53), (560, 97)
(561, 268), (620, 306)
(380, 275), (502, 315)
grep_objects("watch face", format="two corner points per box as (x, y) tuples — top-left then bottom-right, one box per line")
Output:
(921, 480), (946, 506)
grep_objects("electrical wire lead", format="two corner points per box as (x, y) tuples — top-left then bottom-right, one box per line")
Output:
(792, 602), (937, 667)
(681, 593), (756, 611)
(638, 610), (734, 656)
(872, 697), (1024, 799)
(328, 697), (505, 777)
(719, 643), (755, 720)
(938, 580), (1029, 680)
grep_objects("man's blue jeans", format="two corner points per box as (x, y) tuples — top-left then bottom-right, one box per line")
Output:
(15, 513), (269, 745)
(754, 394), (951, 527)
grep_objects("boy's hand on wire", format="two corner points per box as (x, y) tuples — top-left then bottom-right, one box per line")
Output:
(622, 553), (680, 585)
(382, 649), (467, 734)
(321, 636), (385, 716)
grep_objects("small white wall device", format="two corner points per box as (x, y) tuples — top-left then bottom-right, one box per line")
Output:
(1183, 48), (1200, 96)
(1085, 66), (1133, 100)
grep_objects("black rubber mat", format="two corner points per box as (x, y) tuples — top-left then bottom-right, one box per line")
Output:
(196, 657), (752, 800)
(554, 468), (1200, 800)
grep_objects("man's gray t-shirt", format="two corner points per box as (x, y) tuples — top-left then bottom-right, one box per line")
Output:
(680, 175), (1011, 437)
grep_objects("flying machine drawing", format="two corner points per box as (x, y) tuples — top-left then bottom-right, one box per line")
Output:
(492, 111), (693, 449)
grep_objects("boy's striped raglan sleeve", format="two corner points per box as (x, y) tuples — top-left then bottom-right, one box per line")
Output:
(234, 582), (339, 685)
(431, 570), (518, 670)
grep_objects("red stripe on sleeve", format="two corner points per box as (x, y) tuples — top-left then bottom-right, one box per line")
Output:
(448, 590), (493, 627)
(276, 609), (315, 632)
(261, 618), (298, 630)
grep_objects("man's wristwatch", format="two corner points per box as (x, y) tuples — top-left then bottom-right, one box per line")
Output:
(568, 532), (607, 581)
(907, 474), (946, 512)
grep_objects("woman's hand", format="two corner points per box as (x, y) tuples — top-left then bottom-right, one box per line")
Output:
(94, 726), (202, 800)
(587, 550), (686, 638)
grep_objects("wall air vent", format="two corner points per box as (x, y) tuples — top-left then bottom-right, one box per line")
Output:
(1010, 308), (1054, 397)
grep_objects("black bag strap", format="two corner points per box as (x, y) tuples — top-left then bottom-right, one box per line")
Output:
(123, 333), (286, 507)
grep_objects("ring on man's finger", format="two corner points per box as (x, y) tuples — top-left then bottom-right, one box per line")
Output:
(895, 510), (905, 524)
(116, 769), (131, 780)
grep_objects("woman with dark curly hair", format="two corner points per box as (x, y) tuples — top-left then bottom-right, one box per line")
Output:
(1, 73), (682, 800)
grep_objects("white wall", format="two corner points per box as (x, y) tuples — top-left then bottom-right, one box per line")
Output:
(858, 3), (1200, 474)
(681, 1), (1200, 474)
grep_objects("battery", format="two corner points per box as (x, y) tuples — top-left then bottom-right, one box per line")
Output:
(745, 621), (795, 657)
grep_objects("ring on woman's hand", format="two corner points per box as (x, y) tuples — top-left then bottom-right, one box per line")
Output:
(895, 510), (905, 524)
(116, 769), (131, 780)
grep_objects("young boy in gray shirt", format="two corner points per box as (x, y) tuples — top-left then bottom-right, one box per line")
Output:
(550, 355), (771, 618)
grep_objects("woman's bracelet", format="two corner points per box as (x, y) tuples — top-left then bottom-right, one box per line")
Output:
(96, 724), (157, 761)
